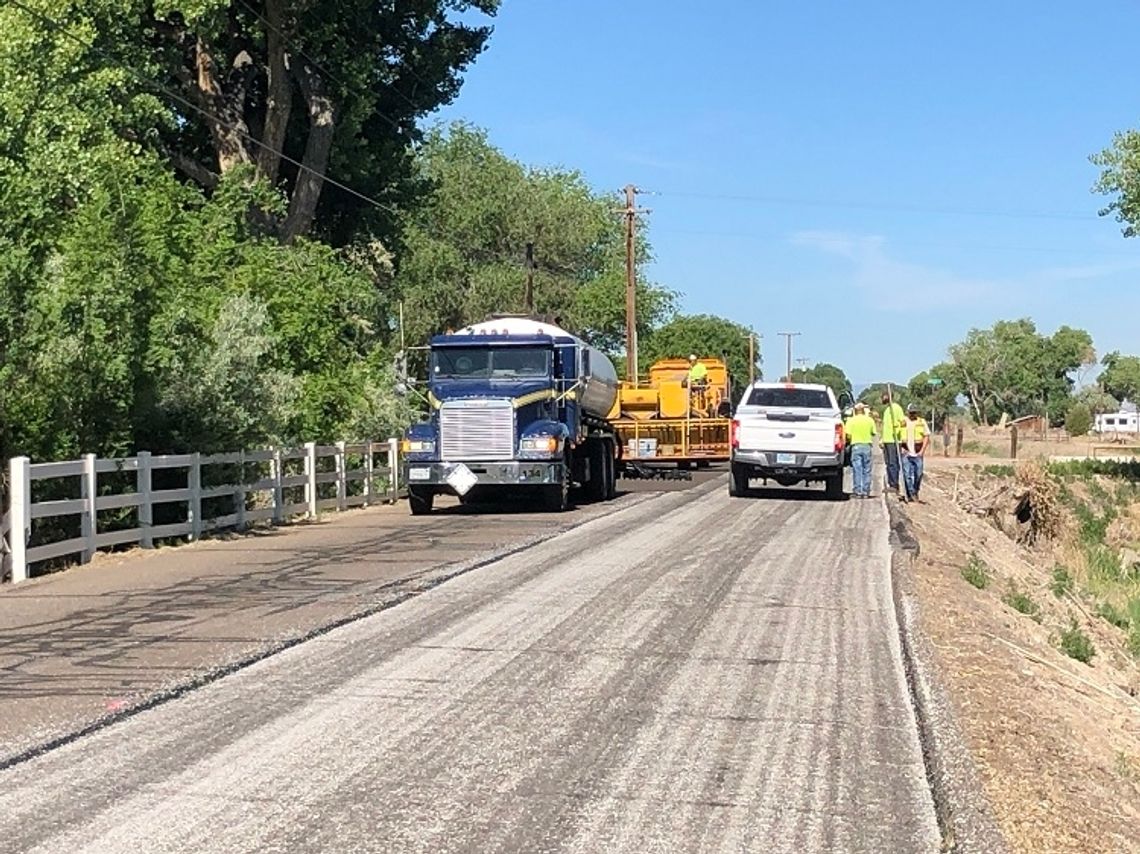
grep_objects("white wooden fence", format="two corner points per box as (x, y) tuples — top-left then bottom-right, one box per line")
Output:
(1, 439), (401, 584)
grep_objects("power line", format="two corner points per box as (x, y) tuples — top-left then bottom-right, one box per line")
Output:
(9, 0), (403, 217)
(648, 189), (1098, 222)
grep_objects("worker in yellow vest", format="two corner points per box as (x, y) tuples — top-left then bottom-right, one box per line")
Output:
(880, 392), (906, 493)
(844, 402), (877, 498)
(897, 402), (929, 502)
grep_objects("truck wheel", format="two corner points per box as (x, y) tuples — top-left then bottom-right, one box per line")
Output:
(584, 442), (607, 503)
(408, 487), (434, 516)
(543, 464), (570, 512)
(604, 441), (618, 500)
(825, 474), (844, 501)
(729, 463), (749, 497)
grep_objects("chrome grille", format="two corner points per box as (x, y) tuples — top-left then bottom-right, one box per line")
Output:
(440, 399), (515, 460)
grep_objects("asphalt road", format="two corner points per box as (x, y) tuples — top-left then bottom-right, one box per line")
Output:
(0, 480), (940, 853)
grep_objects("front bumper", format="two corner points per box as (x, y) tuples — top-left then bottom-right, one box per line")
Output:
(404, 460), (562, 489)
(732, 449), (843, 476)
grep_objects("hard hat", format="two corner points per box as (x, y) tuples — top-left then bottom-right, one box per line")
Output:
(907, 402), (919, 413)
(689, 354), (697, 361)
(854, 401), (866, 410)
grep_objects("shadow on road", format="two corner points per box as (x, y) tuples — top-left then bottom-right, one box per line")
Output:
(740, 486), (851, 503)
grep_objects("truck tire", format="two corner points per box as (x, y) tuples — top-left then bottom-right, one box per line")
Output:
(543, 464), (570, 512)
(825, 474), (844, 501)
(408, 487), (434, 515)
(728, 463), (749, 497)
(584, 442), (607, 502)
(604, 440), (618, 500)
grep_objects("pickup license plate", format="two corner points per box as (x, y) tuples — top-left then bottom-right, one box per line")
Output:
(776, 453), (796, 465)
(408, 467), (431, 481)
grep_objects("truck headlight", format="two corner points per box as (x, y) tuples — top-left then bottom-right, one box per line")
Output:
(402, 439), (435, 453)
(519, 435), (559, 456)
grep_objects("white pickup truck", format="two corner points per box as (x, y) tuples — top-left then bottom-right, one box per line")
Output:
(729, 382), (847, 500)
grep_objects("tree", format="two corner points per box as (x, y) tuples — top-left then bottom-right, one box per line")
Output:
(641, 314), (761, 397)
(1075, 385), (1119, 416)
(1099, 352), (1140, 406)
(2, 0), (498, 244)
(394, 124), (675, 350)
(1065, 403), (1093, 438)
(857, 382), (904, 409)
(789, 363), (852, 400)
(1092, 130), (1140, 237)
(946, 319), (1093, 424)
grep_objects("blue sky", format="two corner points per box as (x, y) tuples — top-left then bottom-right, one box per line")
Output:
(433, 0), (1140, 387)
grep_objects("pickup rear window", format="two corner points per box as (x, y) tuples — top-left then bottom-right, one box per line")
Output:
(747, 388), (832, 408)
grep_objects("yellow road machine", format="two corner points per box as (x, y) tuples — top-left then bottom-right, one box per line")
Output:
(608, 357), (733, 477)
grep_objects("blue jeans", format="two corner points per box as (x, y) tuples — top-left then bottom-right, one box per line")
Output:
(882, 442), (900, 489)
(851, 444), (872, 496)
(902, 454), (924, 499)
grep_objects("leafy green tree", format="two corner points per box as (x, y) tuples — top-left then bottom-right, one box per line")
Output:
(789, 363), (852, 400)
(641, 314), (761, 397)
(394, 124), (675, 351)
(1092, 130), (1140, 237)
(1065, 403), (1093, 438)
(1099, 352), (1140, 405)
(946, 319), (1094, 424)
(1075, 386), (1119, 415)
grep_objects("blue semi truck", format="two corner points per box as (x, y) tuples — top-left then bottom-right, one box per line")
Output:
(400, 316), (621, 514)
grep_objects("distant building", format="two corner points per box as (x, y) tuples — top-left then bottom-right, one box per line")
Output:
(1095, 409), (1140, 435)
(1009, 414), (1047, 436)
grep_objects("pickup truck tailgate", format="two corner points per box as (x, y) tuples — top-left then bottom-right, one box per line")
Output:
(736, 410), (839, 453)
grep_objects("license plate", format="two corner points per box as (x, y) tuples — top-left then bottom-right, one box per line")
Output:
(445, 463), (478, 496)
(776, 453), (796, 465)
(408, 467), (431, 481)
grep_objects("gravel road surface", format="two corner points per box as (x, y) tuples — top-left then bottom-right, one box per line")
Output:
(0, 483), (940, 853)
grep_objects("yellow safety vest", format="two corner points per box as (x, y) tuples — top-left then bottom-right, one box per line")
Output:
(845, 413), (876, 445)
(881, 402), (905, 445)
(898, 417), (928, 453)
(689, 362), (708, 382)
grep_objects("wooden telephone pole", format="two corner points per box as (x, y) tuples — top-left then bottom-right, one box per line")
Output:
(778, 331), (801, 381)
(619, 185), (648, 386)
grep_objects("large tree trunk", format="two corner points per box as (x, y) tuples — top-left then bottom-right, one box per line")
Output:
(282, 61), (336, 242)
(195, 36), (255, 174)
(257, 0), (291, 183)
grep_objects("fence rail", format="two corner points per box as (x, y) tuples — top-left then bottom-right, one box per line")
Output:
(1, 438), (401, 584)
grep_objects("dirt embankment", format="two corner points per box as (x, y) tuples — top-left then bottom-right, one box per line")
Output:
(902, 459), (1140, 853)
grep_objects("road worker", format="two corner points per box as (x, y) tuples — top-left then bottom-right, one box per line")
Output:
(844, 402), (877, 498)
(687, 354), (708, 385)
(880, 392), (905, 494)
(898, 402), (929, 502)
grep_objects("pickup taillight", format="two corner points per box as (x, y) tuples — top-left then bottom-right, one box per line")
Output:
(834, 423), (845, 452)
(730, 419), (740, 448)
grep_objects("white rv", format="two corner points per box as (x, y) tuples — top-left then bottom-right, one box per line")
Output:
(1094, 409), (1140, 436)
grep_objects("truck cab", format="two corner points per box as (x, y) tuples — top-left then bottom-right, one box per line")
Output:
(401, 317), (619, 515)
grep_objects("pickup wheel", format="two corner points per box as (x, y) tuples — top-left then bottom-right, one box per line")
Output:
(729, 463), (750, 497)
(408, 487), (434, 516)
(824, 474), (844, 501)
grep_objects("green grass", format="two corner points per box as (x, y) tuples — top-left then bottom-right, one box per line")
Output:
(962, 440), (1007, 459)
(961, 553), (990, 590)
(1059, 619), (1096, 664)
(1047, 459), (1140, 482)
(1050, 565), (1074, 598)
(1097, 601), (1130, 630)
(1003, 584), (1042, 621)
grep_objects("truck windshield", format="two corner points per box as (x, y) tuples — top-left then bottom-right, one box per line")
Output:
(747, 387), (832, 408)
(432, 347), (551, 379)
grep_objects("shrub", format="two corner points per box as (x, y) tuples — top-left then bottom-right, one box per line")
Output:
(1097, 601), (1130, 630)
(1050, 565), (1074, 598)
(1059, 619), (1096, 664)
(1064, 403), (1093, 438)
(1003, 585), (1042, 621)
(961, 553), (990, 590)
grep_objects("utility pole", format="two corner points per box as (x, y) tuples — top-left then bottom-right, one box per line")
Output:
(523, 242), (535, 314)
(618, 185), (648, 385)
(778, 332), (801, 382)
(746, 333), (759, 385)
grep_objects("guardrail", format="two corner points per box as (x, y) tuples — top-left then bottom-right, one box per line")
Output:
(1, 439), (401, 584)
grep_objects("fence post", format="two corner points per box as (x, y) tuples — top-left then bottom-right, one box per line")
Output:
(305, 441), (318, 519)
(336, 441), (347, 512)
(271, 448), (284, 524)
(137, 451), (153, 548)
(188, 452), (202, 541)
(81, 453), (97, 563)
(234, 449), (247, 530)
(9, 456), (30, 583)
(955, 424), (964, 457)
(387, 437), (399, 503)
(363, 441), (374, 506)
(1010, 425), (1019, 461)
